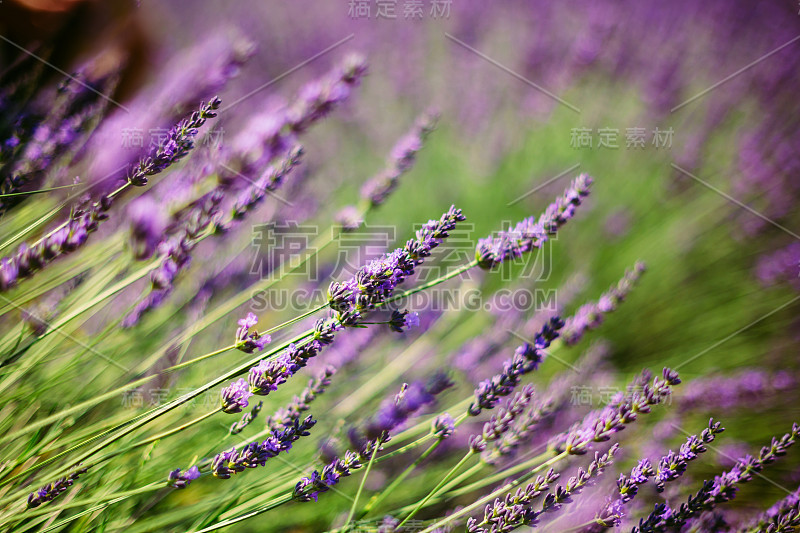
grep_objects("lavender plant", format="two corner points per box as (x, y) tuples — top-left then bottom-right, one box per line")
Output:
(0, 5), (798, 533)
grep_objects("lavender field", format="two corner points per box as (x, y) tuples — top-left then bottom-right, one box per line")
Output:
(0, 1), (799, 531)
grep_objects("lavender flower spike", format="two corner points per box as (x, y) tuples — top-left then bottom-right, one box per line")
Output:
(476, 173), (593, 270)
(359, 108), (439, 209)
(220, 378), (253, 414)
(0, 97), (222, 293)
(167, 466), (200, 489)
(469, 317), (563, 416)
(127, 96), (221, 186)
(561, 261), (646, 345)
(235, 312), (271, 353)
(247, 353), (299, 396)
(293, 451), (362, 502)
(466, 469), (560, 533)
(634, 422), (800, 533)
(266, 366), (335, 433)
(652, 418), (724, 492)
(27, 465), (89, 508)
(212, 416), (315, 479)
(230, 401), (264, 435)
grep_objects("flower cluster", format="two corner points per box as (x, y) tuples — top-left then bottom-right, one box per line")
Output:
(220, 378), (253, 414)
(229, 401), (263, 435)
(359, 109), (439, 209)
(266, 366), (336, 433)
(328, 205), (466, 325)
(295, 378), (452, 503)
(122, 189), (224, 327)
(229, 145), (304, 221)
(387, 309), (420, 333)
(468, 317), (563, 416)
(127, 97), (221, 186)
(466, 469), (560, 533)
(634, 423), (800, 532)
(475, 174), (593, 269)
(561, 261), (646, 345)
(167, 466), (201, 489)
(27, 465), (89, 508)
(478, 384), (535, 451)
(593, 419), (724, 529)
(235, 312), (271, 354)
(553, 368), (681, 455)
(293, 451), (362, 502)
(211, 416), (315, 479)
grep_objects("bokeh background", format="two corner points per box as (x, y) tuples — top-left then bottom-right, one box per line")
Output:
(1, 0), (800, 531)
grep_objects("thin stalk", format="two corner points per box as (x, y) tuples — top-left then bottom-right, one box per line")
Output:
(397, 450), (475, 529)
(358, 439), (441, 520)
(191, 494), (294, 533)
(93, 408), (221, 465)
(35, 482), (162, 533)
(343, 438), (380, 528)
(0, 328), (315, 489)
(418, 451), (569, 533)
(0, 482), (162, 527)
(437, 460), (483, 497)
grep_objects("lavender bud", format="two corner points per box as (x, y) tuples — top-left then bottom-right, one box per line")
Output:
(432, 413), (456, 439)
(167, 466), (200, 489)
(220, 378), (252, 414)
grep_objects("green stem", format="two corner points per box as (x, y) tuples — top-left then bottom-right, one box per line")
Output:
(359, 439), (441, 520)
(0, 329), (314, 489)
(381, 259), (478, 307)
(397, 450), (475, 529)
(418, 451), (569, 533)
(343, 438), (381, 529)
(191, 494), (294, 533)
(0, 482), (162, 528)
(93, 408), (221, 465)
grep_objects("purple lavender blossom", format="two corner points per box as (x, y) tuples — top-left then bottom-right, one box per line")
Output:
(212, 416), (315, 479)
(468, 317), (563, 416)
(358, 109), (439, 209)
(247, 354), (299, 396)
(27, 465), (89, 508)
(466, 469), (560, 533)
(467, 446), (617, 532)
(229, 402), (263, 435)
(128, 196), (169, 260)
(235, 312), (271, 353)
(475, 174), (593, 270)
(167, 466), (201, 489)
(122, 189), (224, 327)
(388, 310), (420, 332)
(652, 419), (724, 492)
(479, 384), (535, 448)
(327, 205), (466, 326)
(561, 262), (646, 345)
(287, 54), (367, 135)
(634, 423), (800, 532)
(266, 366), (335, 432)
(220, 378), (253, 414)
(126, 97), (221, 187)
(293, 451), (362, 502)
(552, 368), (681, 456)
(297, 378), (451, 504)
(433, 413), (456, 440)
(745, 486), (800, 532)
(228, 145), (304, 222)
